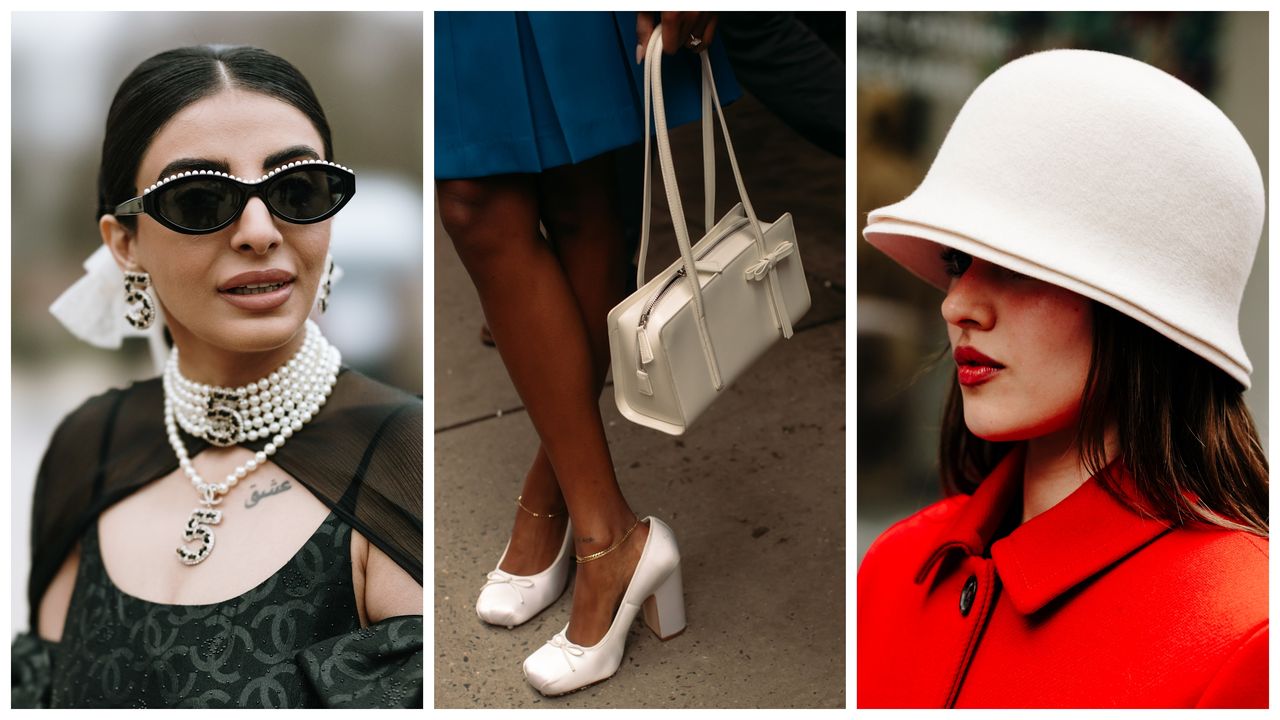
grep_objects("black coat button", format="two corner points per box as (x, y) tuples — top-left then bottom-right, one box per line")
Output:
(960, 575), (978, 616)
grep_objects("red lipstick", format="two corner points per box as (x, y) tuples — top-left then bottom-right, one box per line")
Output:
(954, 346), (1005, 387)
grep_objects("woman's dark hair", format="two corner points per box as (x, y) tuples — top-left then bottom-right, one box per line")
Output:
(98, 45), (334, 227)
(941, 302), (1268, 537)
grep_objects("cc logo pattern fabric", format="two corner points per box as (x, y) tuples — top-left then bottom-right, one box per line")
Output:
(45, 512), (422, 708)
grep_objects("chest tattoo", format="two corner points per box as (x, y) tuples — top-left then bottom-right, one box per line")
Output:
(244, 478), (294, 509)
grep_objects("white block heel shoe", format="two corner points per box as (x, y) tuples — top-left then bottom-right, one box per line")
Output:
(642, 559), (685, 639)
(522, 516), (684, 696)
(476, 521), (572, 628)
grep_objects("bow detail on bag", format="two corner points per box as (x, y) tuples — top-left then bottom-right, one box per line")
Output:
(547, 633), (585, 672)
(482, 570), (535, 605)
(744, 240), (796, 282)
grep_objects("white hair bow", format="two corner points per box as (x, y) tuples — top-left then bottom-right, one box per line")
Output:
(49, 245), (168, 372)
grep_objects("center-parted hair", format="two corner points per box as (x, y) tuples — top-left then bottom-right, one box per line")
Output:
(97, 45), (334, 228)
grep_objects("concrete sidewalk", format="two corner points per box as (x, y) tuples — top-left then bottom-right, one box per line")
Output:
(433, 93), (846, 709)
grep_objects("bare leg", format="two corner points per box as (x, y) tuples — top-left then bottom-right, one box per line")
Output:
(439, 176), (570, 576)
(502, 448), (566, 575)
(537, 154), (649, 646)
(492, 148), (633, 579)
(439, 165), (643, 645)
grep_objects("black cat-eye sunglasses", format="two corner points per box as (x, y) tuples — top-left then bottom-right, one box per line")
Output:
(114, 159), (355, 235)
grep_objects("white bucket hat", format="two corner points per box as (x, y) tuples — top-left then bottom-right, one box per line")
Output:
(863, 49), (1265, 388)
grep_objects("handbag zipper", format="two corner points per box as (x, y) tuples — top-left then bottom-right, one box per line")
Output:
(639, 268), (687, 329)
(637, 216), (750, 329)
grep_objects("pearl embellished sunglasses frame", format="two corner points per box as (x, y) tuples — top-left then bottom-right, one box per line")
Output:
(114, 159), (356, 235)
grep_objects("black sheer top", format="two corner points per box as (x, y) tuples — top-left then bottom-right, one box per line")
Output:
(12, 368), (423, 708)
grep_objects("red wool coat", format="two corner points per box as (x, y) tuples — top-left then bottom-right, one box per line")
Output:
(858, 446), (1268, 708)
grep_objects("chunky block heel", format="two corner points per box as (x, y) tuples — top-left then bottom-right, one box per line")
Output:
(642, 562), (686, 640)
(523, 516), (684, 696)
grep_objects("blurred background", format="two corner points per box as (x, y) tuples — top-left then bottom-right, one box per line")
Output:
(857, 11), (1268, 563)
(10, 11), (423, 631)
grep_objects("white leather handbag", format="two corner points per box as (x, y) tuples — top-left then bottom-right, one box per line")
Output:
(607, 30), (811, 435)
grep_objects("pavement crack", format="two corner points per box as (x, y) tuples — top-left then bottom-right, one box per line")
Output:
(434, 404), (527, 434)
(434, 315), (844, 433)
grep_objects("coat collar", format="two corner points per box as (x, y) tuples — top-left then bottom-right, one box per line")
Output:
(914, 445), (1172, 615)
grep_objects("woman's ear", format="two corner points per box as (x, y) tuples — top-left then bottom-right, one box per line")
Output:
(100, 214), (139, 271)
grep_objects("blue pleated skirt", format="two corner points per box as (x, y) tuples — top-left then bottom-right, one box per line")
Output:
(435, 11), (741, 179)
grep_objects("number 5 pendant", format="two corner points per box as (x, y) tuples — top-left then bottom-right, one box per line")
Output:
(176, 508), (223, 565)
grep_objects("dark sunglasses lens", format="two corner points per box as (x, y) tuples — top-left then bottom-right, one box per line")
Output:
(156, 178), (241, 231)
(266, 168), (349, 222)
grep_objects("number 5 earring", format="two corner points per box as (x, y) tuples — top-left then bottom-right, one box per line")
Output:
(123, 270), (156, 330)
(316, 254), (335, 313)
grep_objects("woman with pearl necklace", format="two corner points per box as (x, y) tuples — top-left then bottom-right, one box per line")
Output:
(12, 45), (423, 709)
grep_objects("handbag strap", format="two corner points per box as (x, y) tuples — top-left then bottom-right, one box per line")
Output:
(641, 29), (721, 389)
(638, 31), (795, 345)
(639, 35), (715, 287)
(695, 48), (795, 340)
(701, 57), (715, 235)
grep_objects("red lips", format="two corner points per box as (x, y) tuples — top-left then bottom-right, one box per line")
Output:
(954, 346), (1005, 387)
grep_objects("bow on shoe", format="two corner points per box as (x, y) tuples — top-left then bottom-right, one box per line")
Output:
(483, 570), (535, 605)
(744, 241), (796, 282)
(547, 632), (585, 672)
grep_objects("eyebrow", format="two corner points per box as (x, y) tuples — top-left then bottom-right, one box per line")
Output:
(155, 157), (228, 182)
(153, 145), (323, 184)
(261, 145), (322, 171)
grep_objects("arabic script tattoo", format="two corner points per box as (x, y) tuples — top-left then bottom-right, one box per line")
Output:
(244, 478), (293, 509)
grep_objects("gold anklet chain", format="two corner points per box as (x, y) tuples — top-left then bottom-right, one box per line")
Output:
(575, 516), (641, 564)
(516, 495), (564, 519)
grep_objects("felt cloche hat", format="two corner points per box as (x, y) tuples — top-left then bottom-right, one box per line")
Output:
(863, 49), (1265, 388)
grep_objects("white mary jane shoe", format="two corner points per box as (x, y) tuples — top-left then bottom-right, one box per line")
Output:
(522, 516), (685, 696)
(476, 521), (572, 628)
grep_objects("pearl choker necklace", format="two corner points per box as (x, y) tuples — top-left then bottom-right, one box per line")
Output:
(163, 319), (341, 565)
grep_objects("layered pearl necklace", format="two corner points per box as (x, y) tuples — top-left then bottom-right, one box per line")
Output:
(163, 319), (341, 565)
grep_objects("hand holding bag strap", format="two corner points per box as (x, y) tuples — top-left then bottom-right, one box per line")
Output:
(645, 29), (725, 389)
